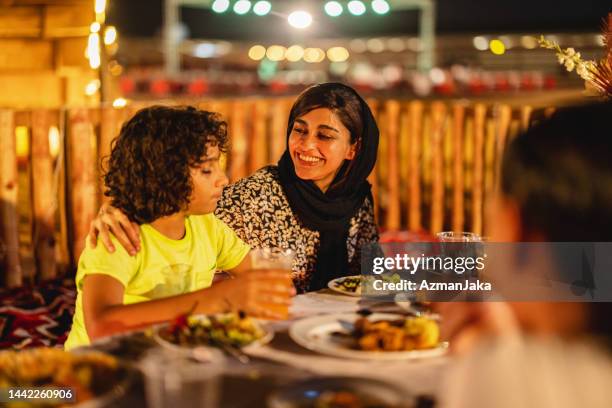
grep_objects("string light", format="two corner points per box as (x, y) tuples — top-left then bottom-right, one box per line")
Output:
(347, 1), (366, 16)
(324, 1), (343, 17)
(104, 26), (117, 45)
(288, 11), (312, 29)
(371, 0), (390, 15)
(211, 0), (230, 13)
(248, 45), (266, 60)
(253, 1), (271, 16)
(233, 0), (252, 15)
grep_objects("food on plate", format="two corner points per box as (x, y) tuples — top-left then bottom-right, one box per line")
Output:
(0, 348), (122, 407)
(332, 276), (362, 294)
(351, 316), (440, 352)
(331, 274), (401, 295)
(158, 312), (267, 348)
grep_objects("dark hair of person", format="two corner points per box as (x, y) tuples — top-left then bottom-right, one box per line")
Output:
(501, 101), (612, 345)
(103, 105), (228, 224)
(287, 83), (364, 191)
(501, 102), (612, 242)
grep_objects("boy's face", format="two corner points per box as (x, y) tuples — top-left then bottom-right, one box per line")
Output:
(188, 145), (228, 215)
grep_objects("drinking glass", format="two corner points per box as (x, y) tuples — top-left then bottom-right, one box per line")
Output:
(250, 247), (295, 271)
(141, 347), (222, 408)
(250, 247), (295, 318)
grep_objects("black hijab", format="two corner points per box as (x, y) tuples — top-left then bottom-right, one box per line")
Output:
(277, 83), (379, 291)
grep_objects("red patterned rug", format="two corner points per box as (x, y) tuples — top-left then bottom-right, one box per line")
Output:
(0, 278), (76, 350)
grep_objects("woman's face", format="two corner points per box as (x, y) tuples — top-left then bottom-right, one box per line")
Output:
(288, 108), (357, 192)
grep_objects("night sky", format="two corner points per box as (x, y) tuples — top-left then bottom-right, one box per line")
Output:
(107, 1), (611, 40)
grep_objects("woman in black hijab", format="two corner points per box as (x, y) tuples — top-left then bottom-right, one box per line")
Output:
(277, 83), (379, 290)
(88, 83), (380, 293)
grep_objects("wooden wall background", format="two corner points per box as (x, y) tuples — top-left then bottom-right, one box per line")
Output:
(0, 97), (537, 287)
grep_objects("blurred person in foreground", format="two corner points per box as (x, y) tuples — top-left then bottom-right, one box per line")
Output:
(437, 102), (612, 407)
(65, 106), (293, 349)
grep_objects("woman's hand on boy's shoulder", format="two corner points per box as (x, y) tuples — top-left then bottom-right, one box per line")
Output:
(89, 203), (141, 256)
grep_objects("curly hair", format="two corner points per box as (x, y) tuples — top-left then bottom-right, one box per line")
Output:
(103, 106), (228, 224)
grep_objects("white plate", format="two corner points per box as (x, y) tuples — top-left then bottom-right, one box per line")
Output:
(327, 275), (363, 297)
(289, 313), (448, 360)
(153, 314), (274, 354)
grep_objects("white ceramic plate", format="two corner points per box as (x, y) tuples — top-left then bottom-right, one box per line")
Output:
(327, 275), (363, 297)
(289, 313), (448, 360)
(153, 314), (274, 354)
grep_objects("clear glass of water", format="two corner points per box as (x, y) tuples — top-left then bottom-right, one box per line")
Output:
(250, 247), (295, 270)
(141, 347), (223, 408)
(436, 231), (482, 242)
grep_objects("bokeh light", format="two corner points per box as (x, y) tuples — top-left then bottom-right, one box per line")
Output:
(248, 45), (266, 60)
(286, 45), (305, 62)
(266, 45), (287, 61)
(211, 0), (230, 13)
(347, 1), (366, 16)
(288, 11), (312, 29)
(324, 1), (343, 17)
(233, 0), (252, 15)
(489, 39), (506, 55)
(327, 46), (349, 62)
(371, 0), (390, 15)
(253, 1), (271, 16)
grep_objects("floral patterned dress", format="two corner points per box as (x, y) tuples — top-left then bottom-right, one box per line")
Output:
(214, 166), (379, 293)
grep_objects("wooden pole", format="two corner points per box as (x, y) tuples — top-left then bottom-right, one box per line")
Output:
(30, 110), (57, 281)
(0, 110), (22, 288)
(250, 100), (269, 172)
(385, 100), (401, 231)
(68, 109), (98, 261)
(229, 101), (248, 182)
(429, 102), (446, 234)
(472, 104), (486, 235)
(408, 101), (423, 231)
(366, 99), (379, 220)
(270, 98), (290, 164)
(451, 104), (465, 232)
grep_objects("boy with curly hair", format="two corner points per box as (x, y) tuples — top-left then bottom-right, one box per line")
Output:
(65, 106), (293, 349)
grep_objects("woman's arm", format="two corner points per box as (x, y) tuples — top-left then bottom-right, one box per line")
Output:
(88, 203), (141, 255)
(82, 269), (294, 341)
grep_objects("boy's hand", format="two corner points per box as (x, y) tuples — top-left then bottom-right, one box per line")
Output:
(89, 203), (141, 256)
(215, 269), (295, 320)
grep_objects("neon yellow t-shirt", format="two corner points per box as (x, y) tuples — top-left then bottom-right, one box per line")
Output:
(65, 214), (250, 350)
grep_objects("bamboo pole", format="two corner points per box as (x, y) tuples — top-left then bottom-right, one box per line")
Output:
(270, 98), (290, 164)
(99, 107), (125, 203)
(250, 100), (269, 172)
(385, 100), (401, 231)
(451, 104), (465, 232)
(472, 104), (486, 235)
(398, 104), (411, 230)
(493, 105), (512, 192)
(520, 105), (533, 131)
(429, 102), (446, 234)
(30, 110), (57, 281)
(0, 110), (22, 288)
(366, 99), (379, 220)
(229, 101), (248, 182)
(408, 101), (423, 231)
(68, 109), (98, 261)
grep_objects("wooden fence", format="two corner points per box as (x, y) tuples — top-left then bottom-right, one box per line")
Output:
(0, 97), (537, 287)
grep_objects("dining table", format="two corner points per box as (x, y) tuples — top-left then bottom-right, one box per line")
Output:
(90, 290), (449, 407)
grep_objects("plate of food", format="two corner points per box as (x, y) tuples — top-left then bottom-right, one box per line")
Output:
(328, 274), (403, 297)
(327, 275), (363, 296)
(154, 311), (274, 354)
(267, 376), (410, 408)
(289, 313), (447, 360)
(0, 348), (134, 407)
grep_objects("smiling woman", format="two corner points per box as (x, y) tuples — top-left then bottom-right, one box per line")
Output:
(217, 83), (380, 292)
